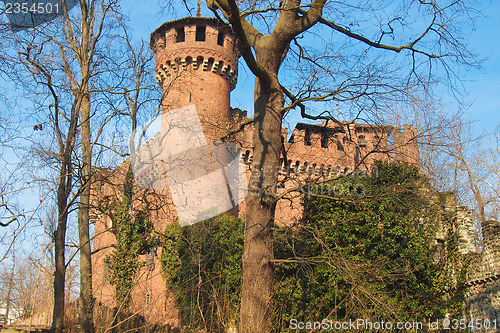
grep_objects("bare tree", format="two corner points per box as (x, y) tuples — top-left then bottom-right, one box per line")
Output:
(17, 41), (81, 332)
(2, 2), (125, 331)
(202, 0), (479, 331)
(436, 117), (500, 235)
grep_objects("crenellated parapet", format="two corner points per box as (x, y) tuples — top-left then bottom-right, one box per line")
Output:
(240, 149), (377, 179)
(151, 17), (239, 91)
(155, 52), (238, 90)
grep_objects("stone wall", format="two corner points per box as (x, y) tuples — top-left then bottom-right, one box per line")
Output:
(464, 219), (500, 332)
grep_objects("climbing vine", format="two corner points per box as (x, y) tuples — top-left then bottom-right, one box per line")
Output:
(160, 162), (470, 332)
(273, 162), (468, 330)
(161, 214), (243, 333)
(104, 169), (157, 308)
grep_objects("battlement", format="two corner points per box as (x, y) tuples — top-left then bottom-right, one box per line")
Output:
(464, 219), (500, 324)
(288, 122), (392, 151)
(151, 17), (238, 90)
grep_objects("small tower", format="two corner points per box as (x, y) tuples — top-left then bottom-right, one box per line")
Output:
(150, 17), (238, 142)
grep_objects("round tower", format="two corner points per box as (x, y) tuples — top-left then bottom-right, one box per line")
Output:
(150, 17), (238, 142)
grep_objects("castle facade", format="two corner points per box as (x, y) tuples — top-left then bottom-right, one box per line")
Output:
(91, 17), (499, 330)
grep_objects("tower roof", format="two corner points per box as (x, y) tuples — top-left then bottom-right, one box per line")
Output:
(150, 17), (233, 49)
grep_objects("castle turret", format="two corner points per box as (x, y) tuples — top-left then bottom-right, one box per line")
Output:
(150, 17), (238, 142)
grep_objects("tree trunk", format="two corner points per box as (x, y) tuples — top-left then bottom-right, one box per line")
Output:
(5, 246), (15, 324)
(51, 159), (71, 333)
(240, 77), (283, 333)
(79, 92), (94, 333)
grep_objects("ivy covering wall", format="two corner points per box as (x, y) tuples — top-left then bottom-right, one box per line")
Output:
(104, 169), (157, 309)
(160, 162), (469, 332)
(161, 214), (243, 333)
(273, 162), (468, 331)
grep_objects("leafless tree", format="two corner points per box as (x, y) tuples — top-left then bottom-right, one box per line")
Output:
(1, 1), (127, 331)
(201, 0), (480, 331)
(435, 117), (499, 239)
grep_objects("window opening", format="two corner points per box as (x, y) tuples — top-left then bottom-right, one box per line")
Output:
(321, 133), (328, 148)
(196, 26), (206, 41)
(176, 27), (185, 43)
(146, 248), (155, 266)
(358, 135), (367, 148)
(217, 32), (225, 46)
(304, 130), (311, 146)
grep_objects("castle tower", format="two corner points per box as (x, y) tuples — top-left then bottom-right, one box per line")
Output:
(394, 124), (420, 166)
(150, 17), (238, 142)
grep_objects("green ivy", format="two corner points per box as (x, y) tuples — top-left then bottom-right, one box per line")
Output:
(104, 195), (156, 307)
(161, 214), (244, 333)
(160, 162), (469, 332)
(273, 162), (467, 331)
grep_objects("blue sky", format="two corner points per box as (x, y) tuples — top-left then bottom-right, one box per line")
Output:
(461, 0), (500, 132)
(124, 0), (499, 133)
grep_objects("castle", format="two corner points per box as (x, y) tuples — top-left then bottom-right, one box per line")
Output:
(91, 16), (499, 330)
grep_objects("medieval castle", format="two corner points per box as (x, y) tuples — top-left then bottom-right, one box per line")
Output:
(91, 17), (500, 331)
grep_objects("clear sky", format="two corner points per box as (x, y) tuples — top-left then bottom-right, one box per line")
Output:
(124, 0), (499, 133)
(461, 0), (500, 132)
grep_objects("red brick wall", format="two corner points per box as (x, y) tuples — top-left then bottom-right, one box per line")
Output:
(92, 17), (421, 328)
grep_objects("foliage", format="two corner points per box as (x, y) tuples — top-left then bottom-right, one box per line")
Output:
(160, 163), (469, 332)
(161, 214), (244, 333)
(104, 183), (156, 308)
(273, 162), (468, 331)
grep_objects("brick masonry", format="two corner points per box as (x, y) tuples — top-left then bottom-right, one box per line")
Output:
(92, 16), (499, 329)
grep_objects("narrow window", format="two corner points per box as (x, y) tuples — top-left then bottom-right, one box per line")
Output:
(304, 129), (311, 146)
(337, 141), (344, 151)
(437, 239), (445, 261)
(146, 248), (155, 266)
(176, 27), (185, 43)
(196, 26), (206, 41)
(217, 32), (225, 46)
(321, 133), (328, 148)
